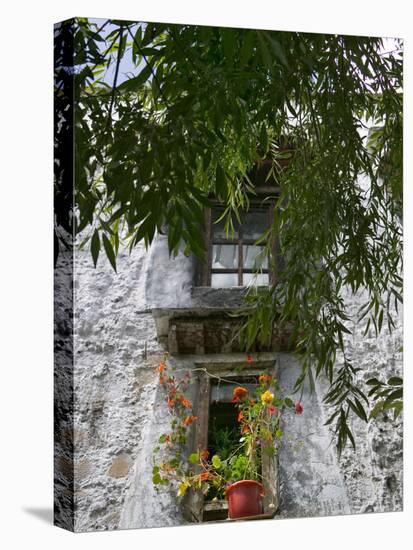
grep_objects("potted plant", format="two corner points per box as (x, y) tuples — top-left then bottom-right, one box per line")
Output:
(152, 359), (303, 520)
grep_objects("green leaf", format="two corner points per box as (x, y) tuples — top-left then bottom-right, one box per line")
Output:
(117, 64), (152, 93)
(378, 308), (384, 332)
(259, 124), (269, 155)
(222, 29), (235, 66)
(370, 401), (384, 419)
(102, 233), (117, 272)
(239, 30), (255, 66)
(152, 472), (162, 484)
(91, 229), (100, 267)
(347, 397), (368, 423)
(215, 165), (227, 199)
(188, 452), (200, 464)
(212, 455), (221, 469)
(265, 33), (288, 67)
(387, 377), (402, 386)
(366, 378), (381, 386)
(257, 33), (273, 72)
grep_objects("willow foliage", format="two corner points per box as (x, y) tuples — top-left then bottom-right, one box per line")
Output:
(54, 18), (403, 451)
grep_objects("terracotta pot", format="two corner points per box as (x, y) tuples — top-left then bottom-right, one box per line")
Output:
(225, 480), (264, 519)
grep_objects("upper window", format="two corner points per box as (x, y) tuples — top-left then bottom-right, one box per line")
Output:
(201, 205), (274, 288)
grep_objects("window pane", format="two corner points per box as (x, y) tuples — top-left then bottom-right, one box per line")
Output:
(242, 211), (268, 240)
(212, 210), (239, 239)
(212, 244), (238, 269)
(243, 245), (268, 269)
(211, 273), (239, 288)
(243, 273), (269, 286)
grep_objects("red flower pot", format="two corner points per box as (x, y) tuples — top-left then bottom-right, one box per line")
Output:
(225, 480), (264, 519)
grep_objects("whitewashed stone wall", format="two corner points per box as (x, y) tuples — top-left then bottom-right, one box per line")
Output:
(333, 287), (403, 514)
(68, 237), (402, 532)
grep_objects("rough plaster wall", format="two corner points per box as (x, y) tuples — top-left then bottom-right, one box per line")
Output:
(73, 241), (165, 531)
(71, 236), (402, 531)
(54, 249), (75, 531)
(331, 287), (403, 514)
(277, 354), (351, 519)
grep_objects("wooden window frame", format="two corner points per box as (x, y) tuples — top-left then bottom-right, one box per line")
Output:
(199, 200), (277, 287)
(182, 359), (279, 523)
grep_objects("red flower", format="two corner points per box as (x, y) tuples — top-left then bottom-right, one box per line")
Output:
(268, 405), (278, 415)
(259, 374), (272, 385)
(167, 398), (175, 408)
(159, 376), (166, 384)
(232, 386), (249, 403)
(165, 435), (171, 444)
(246, 354), (254, 364)
(295, 401), (304, 415)
(183, 415), (197, 426)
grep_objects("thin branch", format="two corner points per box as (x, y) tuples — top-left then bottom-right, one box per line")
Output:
(106, 24), (124, 134)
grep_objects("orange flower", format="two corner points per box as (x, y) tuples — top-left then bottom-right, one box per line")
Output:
(159, 376), (166, 384)
(199, 471), (210, 482)
(183, 415), (197, 426)
(237, 411), (244, 423)
(179, 396), (192, 408)
(167, 398), (175, 408)
(242, 425), (250, 434)
(247, 354), (254, 364)
(232, 386), (249, 402)
(259, 374), (272, 384)
(165, 435), (171, 444)
(158, 362), (167, 374)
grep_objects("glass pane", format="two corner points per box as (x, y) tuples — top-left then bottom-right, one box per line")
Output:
(211, 273), (239, 288)
(242, 211), (268, 240)
(243, 273), (269, 286)
(212, 210), (238, 239)
(243, 245), (268, 269)
(212, 244), (238, 269)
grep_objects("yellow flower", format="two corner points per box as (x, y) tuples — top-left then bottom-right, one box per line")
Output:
(261, 390), (274, 405)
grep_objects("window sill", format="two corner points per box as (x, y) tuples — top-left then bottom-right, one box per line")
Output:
(202, 500), (277, 522)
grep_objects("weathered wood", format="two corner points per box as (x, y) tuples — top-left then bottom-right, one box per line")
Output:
(182, 374), (211, 522)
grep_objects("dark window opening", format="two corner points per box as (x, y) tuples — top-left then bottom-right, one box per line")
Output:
(203, 376), (262, 522)
(184, 366), (279, 523)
